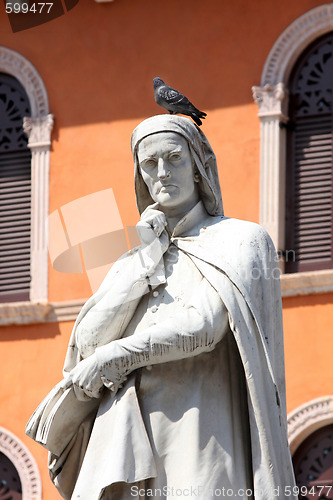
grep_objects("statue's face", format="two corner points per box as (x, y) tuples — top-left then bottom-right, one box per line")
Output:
(137, 132), (198, 212)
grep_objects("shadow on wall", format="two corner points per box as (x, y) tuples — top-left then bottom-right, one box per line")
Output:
(0, 0), (276, 126)
(282, 293), (333, 310)
(0, 321), (61, 341)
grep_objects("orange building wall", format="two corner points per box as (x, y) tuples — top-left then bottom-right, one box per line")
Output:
(283, 293), (333, 413)
(0, 322), (71, 499)
(0, 0), (332, 497)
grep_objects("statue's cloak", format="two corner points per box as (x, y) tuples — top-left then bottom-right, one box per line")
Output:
(48, 214), (296, 500)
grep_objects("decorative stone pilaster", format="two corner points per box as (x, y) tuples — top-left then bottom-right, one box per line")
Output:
(252, 84), (289, 265)
(23, 114), (54, 302)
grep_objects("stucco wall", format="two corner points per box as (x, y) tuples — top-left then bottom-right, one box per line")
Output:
(0, 0), (332, 497)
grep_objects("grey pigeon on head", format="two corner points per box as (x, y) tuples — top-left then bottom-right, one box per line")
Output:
(153, 77), (207, 126)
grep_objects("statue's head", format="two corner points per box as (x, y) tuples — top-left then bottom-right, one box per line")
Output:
(135, 130), (200, 216)
(131, 115), (223, 217)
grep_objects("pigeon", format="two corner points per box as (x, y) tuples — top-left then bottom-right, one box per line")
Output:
(153, 77), (207, 126)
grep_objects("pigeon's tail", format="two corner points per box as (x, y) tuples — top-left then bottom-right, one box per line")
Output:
(190, 106), (207, 126)
(191, 113), (203, 126)
(191, 105), (206, 118)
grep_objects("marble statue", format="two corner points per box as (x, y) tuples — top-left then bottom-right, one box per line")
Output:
(28, 115), (297, 500)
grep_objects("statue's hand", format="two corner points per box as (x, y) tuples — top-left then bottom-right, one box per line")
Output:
(136, 204), (169, 252)
(69, 354), (104, 401)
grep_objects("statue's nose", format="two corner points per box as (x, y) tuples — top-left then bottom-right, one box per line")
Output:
(157, 158), (169, 179)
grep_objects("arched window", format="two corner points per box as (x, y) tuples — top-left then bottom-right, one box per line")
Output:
(293, 424), (333, 499)
(0, 427), (41, 500)
(0, 46), (53, 319)
(285, 33), (333, 273)
(253, 4), (333, 296)
(0, 72), (32, 303)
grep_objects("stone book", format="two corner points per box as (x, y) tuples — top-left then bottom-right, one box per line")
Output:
(26, 379), (98, 456)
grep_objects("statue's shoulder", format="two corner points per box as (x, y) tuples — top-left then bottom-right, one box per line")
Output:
(201, 216), (276, 259)
(205, 216), (271, 242)
(197, 216), (278, 273)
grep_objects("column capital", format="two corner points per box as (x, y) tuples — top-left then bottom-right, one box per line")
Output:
(23, 114), (54, 149)
(252, 83), (289, 121)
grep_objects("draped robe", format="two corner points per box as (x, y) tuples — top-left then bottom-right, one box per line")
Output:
(48, 201), (297, 500)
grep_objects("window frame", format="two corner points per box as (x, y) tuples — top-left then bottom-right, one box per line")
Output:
(252, 4), (333, 296)
(0, 46), (53, 315)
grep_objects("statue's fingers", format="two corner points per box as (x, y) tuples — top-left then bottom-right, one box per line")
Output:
(152, 215), (167, 236)
(141, 202), (159, 218)
(153, 223), (163, 237)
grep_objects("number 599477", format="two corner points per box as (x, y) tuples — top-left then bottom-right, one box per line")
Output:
(5, 3), (53, 14)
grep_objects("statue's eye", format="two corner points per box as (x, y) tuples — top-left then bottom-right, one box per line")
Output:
(142, 159), (157, 168)
(169, 153), (181, 161)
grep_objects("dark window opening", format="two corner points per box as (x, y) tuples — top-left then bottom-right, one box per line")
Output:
(293, 424), (333, 499)
(0, 72), (31, 303)
(285, 33), (333, 273)
(0, 452), (22, 500)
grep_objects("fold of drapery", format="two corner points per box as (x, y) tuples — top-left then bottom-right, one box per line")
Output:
(49, 216), (296, 500)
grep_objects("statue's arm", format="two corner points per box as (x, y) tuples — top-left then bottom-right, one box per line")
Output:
(75, 208), (169, 358)
(75, 243), (167, 358)
(95, 277), (228, 392)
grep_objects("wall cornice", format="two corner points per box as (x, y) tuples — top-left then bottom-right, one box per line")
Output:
(0, 299), (85, 326)
(281, 270), (333, 297)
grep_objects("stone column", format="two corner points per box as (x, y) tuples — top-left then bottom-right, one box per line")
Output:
(252, 83), (289, 266)
(23, 114), (54, 302)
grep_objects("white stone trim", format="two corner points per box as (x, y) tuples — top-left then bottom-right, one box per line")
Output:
(0, 47), (53, 303)
(261, 4), (333, 86)
(253, 5), (333, 281)
(0, 46), (49, 116)
(281, 269), (333, 297)
(23, 115), (53, 302)
(47, 299), (86, 322)
(0, 301), (51, 325)
(0, 426), (42, 499)
(288, 396), (333, 455)
(252, 84), (288, 260)
(0, 299), (85, 326)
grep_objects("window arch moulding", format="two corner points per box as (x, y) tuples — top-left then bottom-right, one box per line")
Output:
(0, 426), (42, 499)
(0, 47), (53, 323)
(252, 4), (333, 297)
(288, 396), (333, 456)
